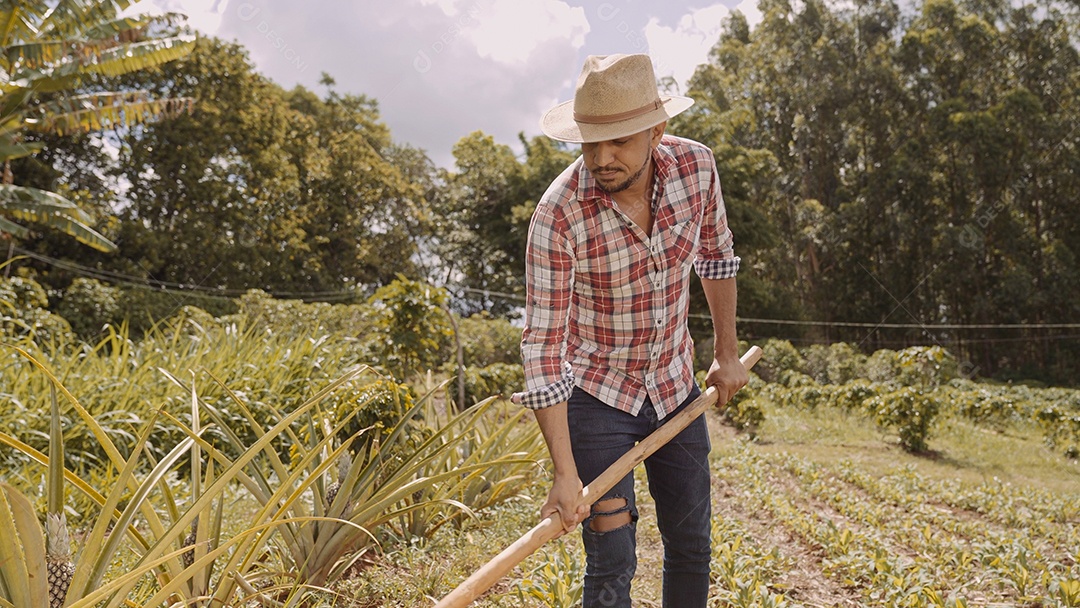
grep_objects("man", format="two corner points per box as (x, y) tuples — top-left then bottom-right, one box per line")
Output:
(511, 53), (747, 607)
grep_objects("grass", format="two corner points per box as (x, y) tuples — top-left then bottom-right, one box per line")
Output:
(758, 399), (1080, 493)
(4, 308), (1077, 606)
(346, 390), (1080, 607)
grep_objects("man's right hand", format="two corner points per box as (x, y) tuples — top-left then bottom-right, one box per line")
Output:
(541, 472), (590, 536)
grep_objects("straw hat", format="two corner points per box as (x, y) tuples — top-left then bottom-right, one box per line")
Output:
(540, 54), (694, 144)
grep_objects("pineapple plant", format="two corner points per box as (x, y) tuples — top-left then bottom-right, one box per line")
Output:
(181, 515), (199, 569)
(46, 513), (76, 608)
(325, 450), (353, 512)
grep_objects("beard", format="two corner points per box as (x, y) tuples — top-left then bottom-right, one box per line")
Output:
(594, 158), (649, 194)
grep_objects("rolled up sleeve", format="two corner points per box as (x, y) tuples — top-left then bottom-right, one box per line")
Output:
(512, 202), (576, 410)
(694, 158), (740, 280)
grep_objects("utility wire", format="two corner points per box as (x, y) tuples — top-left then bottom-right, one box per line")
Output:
(10, 247), (1080, 331)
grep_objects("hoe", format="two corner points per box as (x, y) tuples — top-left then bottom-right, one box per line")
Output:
(435, 345), (763, 608)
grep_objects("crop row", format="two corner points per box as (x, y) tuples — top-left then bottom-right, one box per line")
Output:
(711, 442), (1080, 607)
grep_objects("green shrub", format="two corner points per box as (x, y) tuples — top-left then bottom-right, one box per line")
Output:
(1035, 405), (1080, 458)
(865, 349), (900, 382)
(0, 276), (72, 343)
(827, 380), (881, 412)
(778, 369), (817, 388)
(944, 386), (1021, 429)
(896, 345), (958, 387)
(458, 312), (522, 367)
(826, 342), (866, 384)
(800, 343), (830, 383)
(714, 371), (767, 436)
(56, 278), (121, 338)
(867, 387), (941, 452)
(117, 284), (238, 336)
(757, 338), (804, 383)
(234, 289), (371, 337)
(328, 378), (428, 461)
(366, 278), (453, 381)
(447, 362), (525, 409)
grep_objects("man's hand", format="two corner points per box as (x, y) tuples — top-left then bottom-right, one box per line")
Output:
(541, 472), (590, 536)
(706, 354), (749, 405)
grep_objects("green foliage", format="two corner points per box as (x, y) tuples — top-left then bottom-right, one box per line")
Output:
(447, 362), (525, 410)
(0, 275), (73, 343)
(116, 287), (237, 337)
(367, 277), (453, 381)
(435, 133), (577, 315)
(717, 371), (768, 436)
(0, 1), (196, 253)
(685, 0), (1080, 383)
(513, 539), (584, 608)
(867, 387), (942, 452)
(0, 315), (543, 605)
(1035, 405), (1080, 459)
(329, 378), (426, 460)
(896, 346), (958, 387)
(826, 380), (882, 412)
(56, 278), (121, 339)
(865, 349), (902, 383)
(825, 343), (867, 385)
(458, 312), (522, 367)
(758, 339), (805, 383)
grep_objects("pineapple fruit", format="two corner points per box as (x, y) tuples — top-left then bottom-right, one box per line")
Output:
(181, 515), (199, 568)
(46, 513), (75, 608)
(325, 451), (352, 511)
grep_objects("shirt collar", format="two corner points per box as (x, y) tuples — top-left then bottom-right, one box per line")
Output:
(576, 137), (677, 205)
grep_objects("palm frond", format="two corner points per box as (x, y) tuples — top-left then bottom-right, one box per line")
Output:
(78, 34), (196, 78)
(34, 91), (194, 136)
(0, 3), (50, 52)
(6, 34), (195, 93)
(39, 0), (133, 39)
(0, 139), (43, 161)
(0, 214), (30, 238)
(0, 184), (116, 252)
(6, 14), (189, 70)
(80, 12), (188, 42)
(0, 183), (94, 222)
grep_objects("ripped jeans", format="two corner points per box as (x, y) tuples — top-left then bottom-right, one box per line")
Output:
(567, 385), (711, 608)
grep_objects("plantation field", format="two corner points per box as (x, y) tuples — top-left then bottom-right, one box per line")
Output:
(372, 396), (1080, 608)
(2, 295), (1078, 607)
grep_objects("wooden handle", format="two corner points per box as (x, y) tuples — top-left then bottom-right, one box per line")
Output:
(434, 345), (762, 608)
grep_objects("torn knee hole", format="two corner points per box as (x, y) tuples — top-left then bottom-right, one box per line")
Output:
(589, 497), (632, 532)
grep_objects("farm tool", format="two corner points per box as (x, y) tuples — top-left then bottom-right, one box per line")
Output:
(434, 345), (763, 608)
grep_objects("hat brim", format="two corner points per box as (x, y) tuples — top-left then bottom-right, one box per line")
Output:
(540, 95), (695, 144)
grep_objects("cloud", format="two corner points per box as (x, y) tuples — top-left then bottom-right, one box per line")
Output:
(126, 1), (770, 167)
(191, 0), (587, 167)
(467, 0), (589, 65)
(644, 1), (763, 91)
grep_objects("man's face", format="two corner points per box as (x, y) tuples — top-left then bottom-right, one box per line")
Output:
(581, 124), (663, 194)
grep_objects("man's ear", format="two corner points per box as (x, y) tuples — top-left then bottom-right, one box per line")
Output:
(651, 121), (668, 146)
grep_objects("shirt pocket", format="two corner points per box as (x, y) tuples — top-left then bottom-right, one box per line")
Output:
(663, 217), (700, 271)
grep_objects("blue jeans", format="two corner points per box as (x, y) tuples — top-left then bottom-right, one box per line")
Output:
(568, 385), (711, 608)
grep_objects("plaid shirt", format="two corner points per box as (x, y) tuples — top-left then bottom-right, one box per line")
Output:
(512, 135), (740, 419)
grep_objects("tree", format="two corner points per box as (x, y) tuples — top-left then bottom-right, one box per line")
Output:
(0, 1), (196, 253)
(434, 131), (575, 316)
(685, 0), (1080, 381)
(367, 276), (453, 381)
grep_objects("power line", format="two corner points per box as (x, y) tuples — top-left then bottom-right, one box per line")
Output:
(716, 315), (1080, 330)
(10, 248), (1080, 331)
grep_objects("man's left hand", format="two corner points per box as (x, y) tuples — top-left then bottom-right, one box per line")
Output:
(705, 354), (749, 405)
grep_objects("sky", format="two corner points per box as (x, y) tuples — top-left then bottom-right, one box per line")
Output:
(126, 0), (764, 168)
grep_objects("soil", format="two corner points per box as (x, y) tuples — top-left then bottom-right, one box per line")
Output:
(625, 414), (864, 607)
